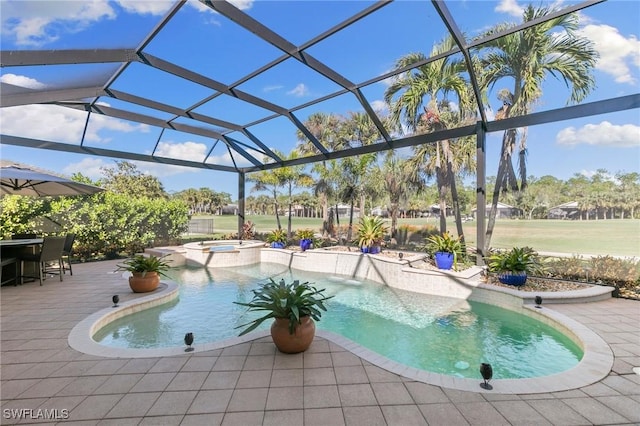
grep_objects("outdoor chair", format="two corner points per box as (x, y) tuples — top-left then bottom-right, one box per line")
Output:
(18, 236), (66, 285)
(1, 257), (19, 286)
(61, 233), (76, 275)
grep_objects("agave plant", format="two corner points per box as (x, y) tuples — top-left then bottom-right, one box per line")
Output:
(234, 278), (333, 335)
(354, 216), (387, 251)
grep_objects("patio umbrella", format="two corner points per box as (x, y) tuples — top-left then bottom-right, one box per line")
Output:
(0, 165), (105, 197)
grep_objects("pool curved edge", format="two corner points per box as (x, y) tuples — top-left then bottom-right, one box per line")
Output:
(68, 279), (614, 394)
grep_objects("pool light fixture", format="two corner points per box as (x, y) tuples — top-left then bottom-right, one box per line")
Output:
(112, 295), (119, 307)
(184, 332), (194, 352)
(535, 295), (543, 308)
(480, 362), (493, 390)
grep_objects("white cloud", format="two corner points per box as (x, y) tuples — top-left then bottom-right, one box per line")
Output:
(556, 121), (640, 148)
(578, 24), (640, 85)
(263, 85), (284, 93)
(370, 100), (388, 113)
(63, 157), (109, 180)
(116, 0), (173, 15)
(1, 0), (116, 46)
(0, 73), (47, 89)
(155, 141), (208, 162)
(206, 147), (263, 167)
(1, 103), (150, 145)
(495, 0), (524, 18)
(287, 83), (309, 97)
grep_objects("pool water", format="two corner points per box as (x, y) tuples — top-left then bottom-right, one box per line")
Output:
(93, 263), (583, 379)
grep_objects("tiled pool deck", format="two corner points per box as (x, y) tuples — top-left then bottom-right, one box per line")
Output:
(1, 260), (638, 425)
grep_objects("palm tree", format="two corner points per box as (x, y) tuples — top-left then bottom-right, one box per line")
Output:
(272, 149), (314, 237)
(479, 4), (598, 252)
(381, 152), (422, 238)
(297, 112), (343, 235)
(249, 169), (283, 230)
(385, 35), (476, 238)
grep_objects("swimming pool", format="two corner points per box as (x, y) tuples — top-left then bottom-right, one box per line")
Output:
(93, 263), (583, 379)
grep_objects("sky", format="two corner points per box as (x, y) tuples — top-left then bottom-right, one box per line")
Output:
(0, 0), (639, 199)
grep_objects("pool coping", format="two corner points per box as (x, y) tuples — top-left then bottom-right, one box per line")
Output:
(68, 277), (614, 394)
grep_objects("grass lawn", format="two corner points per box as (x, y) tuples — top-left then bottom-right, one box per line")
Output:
(190, 215), (640, 258)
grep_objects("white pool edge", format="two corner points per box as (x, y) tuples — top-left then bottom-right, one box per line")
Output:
(68, 275), (614, 394)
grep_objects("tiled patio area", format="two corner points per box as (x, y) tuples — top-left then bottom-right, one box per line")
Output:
(1, 260), (639, 425)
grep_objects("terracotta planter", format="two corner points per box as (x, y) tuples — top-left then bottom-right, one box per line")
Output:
(128, 271), (160, 293)
(270, 316), (315, 354)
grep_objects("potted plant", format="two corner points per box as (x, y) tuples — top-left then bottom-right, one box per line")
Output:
(266, 228), (288, 248)
(425, 231), (463, 270)
(354, 216), (387, 254)
(296, 229), (315, 251)
(117, 254), (171, 293)
(486, 246), (542, 286)
(234, 278), (333, 353)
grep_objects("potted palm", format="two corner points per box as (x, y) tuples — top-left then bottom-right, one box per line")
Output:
(234, 278), (333, 353)
(117, 254), (171, 293)
(296, 229), (315, 251)
(266, 228), (288, 248)
(354, 216), (387, 254)
(425, 232), (463, 270)
(486, 246), (542, 286)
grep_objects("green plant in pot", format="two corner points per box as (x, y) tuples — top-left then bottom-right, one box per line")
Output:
(354, 216), (387, 254)
(234, 278), (333, 353)
(486, 246), (542, 286)
(296, 229), (315, 251)
(425, 231), (463, 270)
(117, 254), (171, 293)
(266, 228), (288, 248)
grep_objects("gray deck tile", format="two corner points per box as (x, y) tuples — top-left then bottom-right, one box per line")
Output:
(303, 385), (341, 408)
(226, 387), (268, 412)
(404, 381), (451, 404)
(165, 371), (207, 391)
(527, 398), (590, 425)
(179, 356), (217, 372)
(104, 391), (160, 418)
(561, 396), (629, 424)
(93, 374), (143, 395)
(265, 386), (304, 410)
(138, 414), (183, 425)
(201, 371), (240, 390)
(334, 365), (369, 385)
(236, 369), (272, 388)
(491, 400), (553, 425)
(595, 395), (640, 423)
(304, 367), (337, 386)
(221, 410), (264, 426)
(370, 382), (414, 405)
(381, 404), (428, 425)
(129, 372), (176, 393)
(456, 401), (511, 425)
(180, 413), (224, 426)
(270, 368), (304, 387)
(69, 394), (124, 421)
(343, 406), (386, 426)
(418, 402), (470, 425)
(263, 409), (304, 426)
(145, 390), (198, 416)
(337, 383), (377, 406)
(304, 407), (345, 426)
(187, 389), (233, 414)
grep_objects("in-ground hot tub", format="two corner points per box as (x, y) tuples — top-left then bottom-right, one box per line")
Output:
(182, 240), (264, 268)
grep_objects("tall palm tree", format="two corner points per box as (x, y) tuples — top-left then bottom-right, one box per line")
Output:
(381, 152), (422, 238)
(479, 4), (598, 253)
(272, 149), (314, 237)
(297, 112), (343, 235)
(249, 168), (283, 230)
(385, 35), (476, 238)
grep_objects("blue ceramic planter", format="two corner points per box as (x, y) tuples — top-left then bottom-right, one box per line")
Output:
(498, 273), (527, 286)
(360, 245), (381, 254)
(434, 252), (454, 270)
(270, 242), (285, 249)
(300, 239), (313, 251)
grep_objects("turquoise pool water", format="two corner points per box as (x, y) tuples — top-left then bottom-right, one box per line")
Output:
(93, 263), (583, 379)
